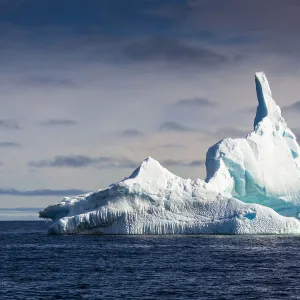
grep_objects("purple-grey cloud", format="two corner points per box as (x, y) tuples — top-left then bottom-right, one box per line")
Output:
(159, 121), (194, 132)
(162, 159), (205, 168)
(175, 97), (215, 107)
(0, 188), (88, 197)
(161, 143), (185, 149)
(0, 141), (20, 147)
(213, 127), (248, 139)
(0, 207), (42, 212)
(19, 76), (76, 88)
(40, 119), (78, 126)
(283, 101), (300, 112)
(121, 129), (144, 137)
(122, 38), (229, 67)
(0, 120), (21, 130)
(28, 155), (138, 169)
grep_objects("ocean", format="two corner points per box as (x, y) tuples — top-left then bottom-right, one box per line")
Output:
(1, 221), (300, 299)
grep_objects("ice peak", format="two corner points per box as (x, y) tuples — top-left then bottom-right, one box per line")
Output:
(128, 156), (166, 180)
(140, 156), (160, 169)
(143, 156), (155, 163)
(253, 71), (282, 130)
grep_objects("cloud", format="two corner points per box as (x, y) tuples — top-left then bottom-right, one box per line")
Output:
(1, 0), (300, 68)
(213, 127), (249, 139)
(20, 75), (76, 88)
(159, 121), (194, 132)
(160, 143), (185, 149)
(40, 119), (78, 126)
(0, 207), (42, 212)
(151, 1), (300, 42)
(283, 101), (300, 112)
(188, 160), (205, 167)
(146, 143), (186, 151)
(29, 155), (94, 168)
(121, 38), (229, 67)
(0, 120), (21, 130)
(143, 0), (300, 66)
(175, 97), (215, 107)
(0, 141), (20, 147)
(199, 127), (248, 141)
(28, 155), (137, 169)
(162, 159), (205, 168)
(197, 127), (249, 143)
(121, 129), (144, 137)
(0, 188), (88, 196)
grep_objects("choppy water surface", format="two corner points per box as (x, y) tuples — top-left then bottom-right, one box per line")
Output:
(1, 221), (300, 299)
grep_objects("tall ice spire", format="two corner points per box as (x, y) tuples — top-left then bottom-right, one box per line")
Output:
(253, 72), (282, 129)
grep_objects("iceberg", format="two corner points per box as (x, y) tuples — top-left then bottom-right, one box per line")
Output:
(206, 72), (300, 217)
(40, 72), (300, 234)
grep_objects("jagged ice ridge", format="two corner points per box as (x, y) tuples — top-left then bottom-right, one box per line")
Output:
(40, 72), (300, 234)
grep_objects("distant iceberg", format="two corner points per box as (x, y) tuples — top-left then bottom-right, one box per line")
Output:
(40, 72), (300, 234)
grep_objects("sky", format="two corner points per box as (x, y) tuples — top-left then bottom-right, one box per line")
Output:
(1, 0), (300, 220)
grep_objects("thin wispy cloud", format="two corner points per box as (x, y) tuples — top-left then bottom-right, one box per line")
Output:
(188, 160), (205, 167)
(121, 129), (144, 137)
(20, 76), (76, 88)
(162, 159), (205, 168)
(146, 143), (186, 151)
(213, 127), (248, 139)
(122, 38), (229, 67)
(28, 155), (138, 169)
(200, 127), (248, 142)
(160, 143), (185, 149)
(0, 120), (21, 130)
(0, 207), (42, 212)
(0, 188), (88, 197)
(159, 121), (194, 132)
(175, 97), (215, 107)
(283, 101), (300, 112)
(0, 141), (20, 147)
(40, 119), (78, 126)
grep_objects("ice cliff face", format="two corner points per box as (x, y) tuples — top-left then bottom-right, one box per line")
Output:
(40, 72), (300, 234)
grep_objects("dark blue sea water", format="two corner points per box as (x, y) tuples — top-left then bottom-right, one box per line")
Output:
(1, 221), (300, 299)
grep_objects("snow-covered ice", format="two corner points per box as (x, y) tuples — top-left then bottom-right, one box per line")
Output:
(206, 72), (300, 217)
(40, 72), (300, 234)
